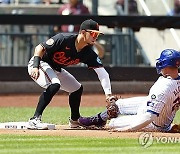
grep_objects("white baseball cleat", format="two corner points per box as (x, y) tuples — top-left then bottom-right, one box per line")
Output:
(27, 117), (48, 130)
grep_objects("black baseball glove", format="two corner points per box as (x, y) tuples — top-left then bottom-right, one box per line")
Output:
(106, 95), (119, 120)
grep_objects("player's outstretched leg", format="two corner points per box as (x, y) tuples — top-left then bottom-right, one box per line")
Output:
(78, 113), (106, 129)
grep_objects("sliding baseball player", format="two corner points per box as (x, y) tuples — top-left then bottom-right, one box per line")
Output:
(79, 49), (180, 133)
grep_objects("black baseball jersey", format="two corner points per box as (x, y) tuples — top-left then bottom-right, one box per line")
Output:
(40, 33), (103, 71)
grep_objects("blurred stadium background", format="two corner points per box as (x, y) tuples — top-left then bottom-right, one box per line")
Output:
(0, 0), (179, 94)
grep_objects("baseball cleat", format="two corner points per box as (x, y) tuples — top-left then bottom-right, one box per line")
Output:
(78, 113), (106, 129)
(27, 116), (48, 130)
(69, 118), (84, 129)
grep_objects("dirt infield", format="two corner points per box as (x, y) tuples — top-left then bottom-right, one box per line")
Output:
(0, 93), (179, 138)
(0, 93), (145, 107)
(1, 125), (180, 138)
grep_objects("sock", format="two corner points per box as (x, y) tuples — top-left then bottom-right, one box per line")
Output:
(33, 83), (60, 118)
(97, 113), (105, 123)
(69, 85), (83, 121)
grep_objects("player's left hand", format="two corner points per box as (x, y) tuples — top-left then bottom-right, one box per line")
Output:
(106, 95), (119, 119)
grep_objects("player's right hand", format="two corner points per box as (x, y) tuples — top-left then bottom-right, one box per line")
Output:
(30, 68), (40, 80)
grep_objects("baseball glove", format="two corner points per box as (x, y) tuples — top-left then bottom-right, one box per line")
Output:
(169, 124), (180, 133)
(106, 95), (119, 120)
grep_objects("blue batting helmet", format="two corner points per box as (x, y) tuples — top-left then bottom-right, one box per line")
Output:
(156, 49), (180, 74)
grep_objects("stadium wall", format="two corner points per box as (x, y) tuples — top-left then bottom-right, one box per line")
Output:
(0, 67), (157, 94)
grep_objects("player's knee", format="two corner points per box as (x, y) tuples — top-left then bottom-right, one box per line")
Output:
(78, 85), (83, 94)
(52, 83), (60, 91)
(47, 83), (60, 95)
(78, 85), (83, 95)
(75, 85), (83, 95)
(70, 85), (83, 96)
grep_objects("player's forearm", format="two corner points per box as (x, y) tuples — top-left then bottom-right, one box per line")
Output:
(32, 44), (45, 69)
(34, 44), (45, 58)
(94, 67), (112, 95)
(129, 113), (156, 131)
(109, 112), (156, 131)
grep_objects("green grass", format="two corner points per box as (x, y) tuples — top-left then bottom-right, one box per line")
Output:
(0, 135), (180, 154)
(0, 107), (179, 124)
(0, 107), (106, 124)
(0, 108), (179, 154)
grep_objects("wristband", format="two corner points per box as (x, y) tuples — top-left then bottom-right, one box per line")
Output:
(33, 56), (41, 68)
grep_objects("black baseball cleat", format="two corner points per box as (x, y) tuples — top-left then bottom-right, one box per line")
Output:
(78, 113), (106, 129)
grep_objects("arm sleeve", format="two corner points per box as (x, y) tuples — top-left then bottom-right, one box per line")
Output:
(109, 112), (157, 131)
(94, 67), (112, 95)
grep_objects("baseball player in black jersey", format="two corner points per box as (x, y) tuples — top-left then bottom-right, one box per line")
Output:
(27, 19), (115, 130)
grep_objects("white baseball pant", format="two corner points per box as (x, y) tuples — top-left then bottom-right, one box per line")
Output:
(28, 57), (81, 93)
(109, 96), (167, 132)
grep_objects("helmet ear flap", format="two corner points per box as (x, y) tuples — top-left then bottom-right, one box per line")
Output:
(156, 60), (165, 74)
(175, 59), (180, 67)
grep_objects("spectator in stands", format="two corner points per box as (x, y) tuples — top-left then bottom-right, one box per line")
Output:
(43, 0), (51, 4)
(115, 0), (139, 15)
(54, 0), (90, 33)
(54, 0), (105, 59)
(168, 0), (180, 16)
(115, 0), (139, 31)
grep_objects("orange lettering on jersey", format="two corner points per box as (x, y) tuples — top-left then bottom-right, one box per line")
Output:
(53, 52), (80, 66)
